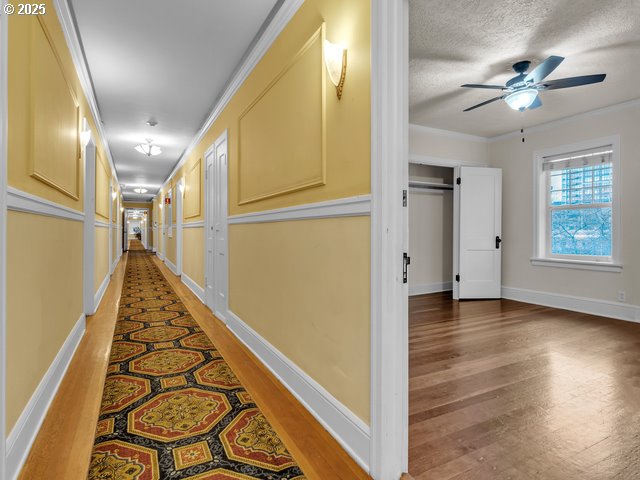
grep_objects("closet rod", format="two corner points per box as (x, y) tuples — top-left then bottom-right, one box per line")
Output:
(409, 180), (454, 191)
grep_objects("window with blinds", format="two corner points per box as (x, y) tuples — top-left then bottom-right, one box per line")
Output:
(543, 146), (613, 258)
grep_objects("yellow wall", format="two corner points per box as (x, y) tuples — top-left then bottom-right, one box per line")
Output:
(6, 0), (118, 434)
(183, 227), (205, 286)
(94, 226), (109, 293)
(6, 212), (83, 433)
(230, 217), (371, 421)
(165, 0), (372, 421)
(8, 6), (111, 210)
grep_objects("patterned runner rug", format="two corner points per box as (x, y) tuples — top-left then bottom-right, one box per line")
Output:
(88, 244), (306, 479)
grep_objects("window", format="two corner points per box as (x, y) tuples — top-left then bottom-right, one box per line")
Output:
(533, 137), (621, 272)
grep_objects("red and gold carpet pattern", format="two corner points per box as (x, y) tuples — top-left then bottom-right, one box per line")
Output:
(89, 243), (305, 479)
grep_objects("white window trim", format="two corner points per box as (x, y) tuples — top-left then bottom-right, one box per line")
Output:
(532, 135), (622, 272)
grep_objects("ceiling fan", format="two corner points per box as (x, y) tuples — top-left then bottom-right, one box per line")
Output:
(461, 56), (606, 112)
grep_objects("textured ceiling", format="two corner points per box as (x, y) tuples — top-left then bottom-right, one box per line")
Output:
(409, 0), (640, 137)
(71, 0), (279, 201)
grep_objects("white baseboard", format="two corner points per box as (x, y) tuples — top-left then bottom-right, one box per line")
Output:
(110, 257), (118, 274)
(93, 273), (110, 314)
(6, 313), (86, 479)
(181, 273), (205, 303)
(164, 258), (178, 275)
(152, 247), (157, 252)
(502, 286), (640, 323)
(409, 281), (452, 296)
(157, 252), (164, 260)
(226, 310), (371, 471)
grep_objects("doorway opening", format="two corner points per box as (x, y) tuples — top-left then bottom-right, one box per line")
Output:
(124, 208), (150, 250)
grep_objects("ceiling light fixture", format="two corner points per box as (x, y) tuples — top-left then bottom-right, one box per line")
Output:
(133, 187), (148, 194)
(504, 89), (538, 111)
(135, 138), (162, 156)
(146, 119), (158, 127)
(324, 39), (347, 100)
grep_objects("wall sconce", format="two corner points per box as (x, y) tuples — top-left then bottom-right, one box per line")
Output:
(120, 207), (124, 213)
(324, 40), (347, 100)
(80, 118), (92, 148)
(178, 178), (185, 195)
(111, 190), (117, 200)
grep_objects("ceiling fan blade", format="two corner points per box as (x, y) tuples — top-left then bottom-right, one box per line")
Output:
(539, 74), (606, 90)
(524, 55), (565, 84)
(461, 84), (506, 90)
(463, 95), (504, 112)
(528, 96), (542, 110)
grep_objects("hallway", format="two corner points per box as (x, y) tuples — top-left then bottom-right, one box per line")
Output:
(19, 244), (368, 479)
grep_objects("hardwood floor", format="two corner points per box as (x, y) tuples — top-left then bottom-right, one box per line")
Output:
(409, 292), (640, 480)
(19, 252), (369, 480)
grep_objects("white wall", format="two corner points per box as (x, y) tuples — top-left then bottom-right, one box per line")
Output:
(410, 124), (489, 164)
(408, 125), (488, 295)
(489, 104), (640, 307)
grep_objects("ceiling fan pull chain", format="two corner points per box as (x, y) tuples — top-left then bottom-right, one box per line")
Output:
(520, 111), (525, 143)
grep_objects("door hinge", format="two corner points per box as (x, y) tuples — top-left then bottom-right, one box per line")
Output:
(456, 177), (461, 185)
(455, 274), (460, 282)
(403, 253), (410, 284)
(403, 189), (407, 207)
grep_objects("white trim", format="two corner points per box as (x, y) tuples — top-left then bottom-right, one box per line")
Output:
(164, 258), (178, 276)
(162, 0), (304, 188)
(226, 310), (371, 470)
(490, 98), (640, 142)
(6, 313), (85, 480)
(94, 219), (110, 228)
(157, 252), (165, 261)
(93, 273), (110, 314)
(501, 286), (640, 323)
(409, 123), (489, 144)
(409, 153), (488, 168)
(370, 0), (409, 477)
(83, 140), (96, 316)
(181, 273), (205, 304)
(0, 2), (8, 477)
(530, 257), (622, 273)
(7, 187), (84, 222)
(409, 281), (453, 296)
(111, 256), (119, 274)
(183, 221), (204, 228)
(53, 0), (119, 184)
(228, 195), (371, 224)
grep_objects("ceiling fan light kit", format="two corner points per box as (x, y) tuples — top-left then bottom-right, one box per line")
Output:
(461, 55), (606, 112)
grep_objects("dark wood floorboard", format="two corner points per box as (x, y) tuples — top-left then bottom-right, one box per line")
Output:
(409, 292), (640, 480)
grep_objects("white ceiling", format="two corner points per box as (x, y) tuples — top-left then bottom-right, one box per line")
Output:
(71, 0), (279, 200)
(409, 0), (640, 137)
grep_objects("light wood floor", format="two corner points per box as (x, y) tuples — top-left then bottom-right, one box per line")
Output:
(409, 292), (640, 479)
(19, 253), (369, 480)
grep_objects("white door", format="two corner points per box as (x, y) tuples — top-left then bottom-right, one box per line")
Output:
(213, 135), (228, 318)
(205, 131), (228, 320)
(455, 166), (502, 299)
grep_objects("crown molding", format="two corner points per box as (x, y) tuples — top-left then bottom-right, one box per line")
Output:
(489, 98), (640, 142)
(54, 0), (119, 184)
(409, 123), (489, 143)
(161, 0), (304, 191)
(411, 98), (640, 145)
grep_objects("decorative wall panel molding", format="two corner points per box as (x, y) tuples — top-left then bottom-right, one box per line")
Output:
(238, 24), (326, 205)
(184, 159), (202, 219)
(29, 16), (80, 200)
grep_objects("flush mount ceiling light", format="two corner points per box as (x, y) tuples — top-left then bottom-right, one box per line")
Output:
(504, 89), (538, 111)
(133, 187), (148, 194)
(324, 39), (347, 100)
(135, 138), (161, 156)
